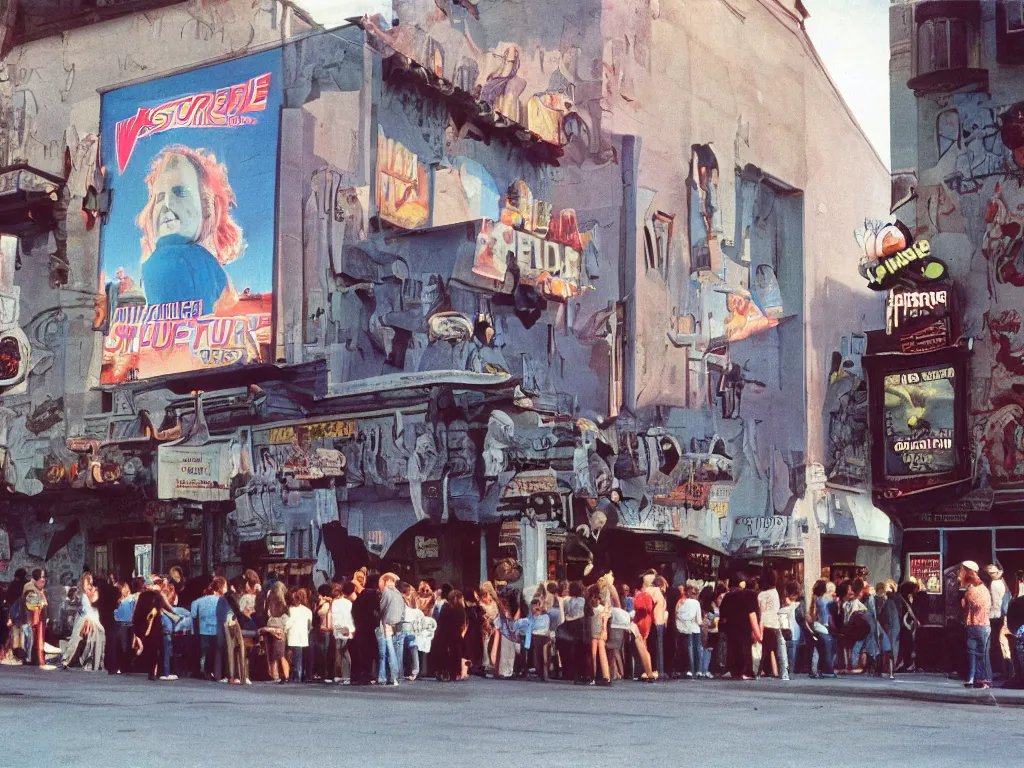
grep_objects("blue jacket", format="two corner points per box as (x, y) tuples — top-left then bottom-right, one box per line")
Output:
(142, 234), (228, 313)
(191, 594), (222, 636)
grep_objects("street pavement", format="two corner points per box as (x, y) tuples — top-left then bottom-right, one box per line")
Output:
(1, 667), (1022, 768)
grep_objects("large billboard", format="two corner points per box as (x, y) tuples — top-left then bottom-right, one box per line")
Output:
(98, 50), (282, 384)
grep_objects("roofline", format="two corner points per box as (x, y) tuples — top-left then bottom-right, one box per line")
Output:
(759, 0), (890, 173)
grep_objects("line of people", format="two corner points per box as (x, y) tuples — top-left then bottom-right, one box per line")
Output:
(4, 562), (1024, 689)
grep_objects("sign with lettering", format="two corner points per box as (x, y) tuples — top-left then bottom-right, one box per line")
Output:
(885, 288), (951, 353)
(502, 469), (560, 499)
(882, 365), (957, 478)
(862, 239), (947, 291)
(157, 441), (232, 501)
(263, 420), (357, 445)
(708, 482), (735, 519)
(414, 536), (440, 559)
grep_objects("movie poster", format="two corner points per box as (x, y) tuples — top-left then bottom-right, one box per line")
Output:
(882, 364), (957, 477)
(98, 50), (283, 384)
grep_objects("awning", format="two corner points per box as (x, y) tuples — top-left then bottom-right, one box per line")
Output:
(824, 490), (893, 544)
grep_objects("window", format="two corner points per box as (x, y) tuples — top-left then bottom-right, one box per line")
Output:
(643, 212), (674, 279)
(90, 545), (108, 577)
(909, 2), (984, 95)
(997, 1), (1024, 65)
(917, 17), (969, 74)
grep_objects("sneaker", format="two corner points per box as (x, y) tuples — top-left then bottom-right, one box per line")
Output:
(244, 679), (252, 685)
(781, 675), (790, 681)
(341, 679), (351, 686)
(39, 664), (57, 671)
(685, 672), (693, 679)
(964, 681), (975, 688)
(167, 675), (178, 681)
(219, 678), (229, 683)
(159, 675), (172, 680)
(389, 680), (399, 687)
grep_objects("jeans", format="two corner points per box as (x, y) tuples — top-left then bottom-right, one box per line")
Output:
(815, 633), (836, 675)
(376, 625), (401, 683)
(966, 625), (992, 684)
(403, 633), (419, 678)
(115, 623), (134, 673)
(698, 645), (712, 675)
(288, 645), (305, 681)
(651, 624), (666, 676)
(784, 637), (796, 677)
(333, 637), (351, 681)
(682, 633), (701, 676)
(162, 635), (173, 677)
(777, 631), (790, 678)
(199, 634), (219, 678)
(316, 631), (333, 679)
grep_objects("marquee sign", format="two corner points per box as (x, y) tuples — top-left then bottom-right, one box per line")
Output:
(885, 287), (952, 353)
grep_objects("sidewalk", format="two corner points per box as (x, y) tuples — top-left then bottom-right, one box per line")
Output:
(735, 672), (1024, 707)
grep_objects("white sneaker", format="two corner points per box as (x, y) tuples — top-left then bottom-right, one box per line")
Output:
(39, 664), (57, 671)
(324, 678), (334, 684)
(159, 675), (171, 680)
(167, 675), (178, 681)
(244, 679), (252, 685)
(685, 672), (693, 678)
(219, 678), (229, 683)
(781, 674), (791, 681)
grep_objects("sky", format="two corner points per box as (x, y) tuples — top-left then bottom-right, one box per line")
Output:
(803, 0), (891, 166)
(293, 0), (892, 167)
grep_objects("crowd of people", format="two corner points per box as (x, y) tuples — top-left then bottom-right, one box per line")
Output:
(2, 559), (1023, 690)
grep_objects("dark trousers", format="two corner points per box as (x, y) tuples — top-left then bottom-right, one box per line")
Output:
(726, 629), (752, 678)
(531, 635), (549, 680)
(555, 637), (576, 681)
(647, 625), (666, 676)
(760, 627), (781, 676)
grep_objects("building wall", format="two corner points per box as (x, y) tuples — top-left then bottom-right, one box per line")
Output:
(0, 0), (889, 581)
(891, 0), (1024, 502)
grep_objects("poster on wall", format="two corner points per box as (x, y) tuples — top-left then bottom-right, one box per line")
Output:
(908, 553), (942, 594)
(157, 441), (232, 502)
(882, 364), (957, 477)
(98, 50), (283, 384)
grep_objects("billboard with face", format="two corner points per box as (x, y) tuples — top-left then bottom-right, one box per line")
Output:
(98, 50), (282, 384)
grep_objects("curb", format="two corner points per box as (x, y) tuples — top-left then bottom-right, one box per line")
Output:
(750, 680), (1024, 707)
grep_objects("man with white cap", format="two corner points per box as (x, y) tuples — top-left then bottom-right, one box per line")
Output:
(960, 560), (992, 688)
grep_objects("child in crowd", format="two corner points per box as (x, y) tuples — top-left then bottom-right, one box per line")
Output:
(699, 587), (719, 678)
(529, 599), (551, 681)
(286, 588), (313, 682)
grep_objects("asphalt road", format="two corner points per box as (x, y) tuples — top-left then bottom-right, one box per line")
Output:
(0, 667), (1021, 768)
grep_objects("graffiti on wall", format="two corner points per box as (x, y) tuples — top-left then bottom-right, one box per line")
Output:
(823, 333), (869, 488)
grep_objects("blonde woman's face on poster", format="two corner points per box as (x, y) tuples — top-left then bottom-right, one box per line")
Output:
(152, 156), (203, 242)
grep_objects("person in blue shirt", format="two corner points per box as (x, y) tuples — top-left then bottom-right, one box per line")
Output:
(190, 576), (227, 680)
(110, 578), (142, 675)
